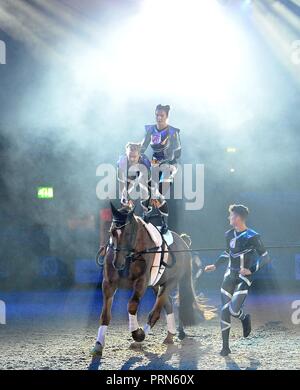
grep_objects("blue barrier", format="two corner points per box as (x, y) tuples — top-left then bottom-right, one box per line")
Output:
(75, 259), (102, 284)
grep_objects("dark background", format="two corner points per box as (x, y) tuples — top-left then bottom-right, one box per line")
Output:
(0, 0), (300, 293)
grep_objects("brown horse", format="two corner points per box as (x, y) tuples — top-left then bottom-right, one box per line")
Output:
(91, 203), (204, 356)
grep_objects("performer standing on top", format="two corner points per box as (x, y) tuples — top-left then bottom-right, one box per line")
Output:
(205, 204), (271, 356)
(140, 104), (181, 234)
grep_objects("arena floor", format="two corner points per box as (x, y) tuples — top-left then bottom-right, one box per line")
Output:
(0, 289), (299, 370)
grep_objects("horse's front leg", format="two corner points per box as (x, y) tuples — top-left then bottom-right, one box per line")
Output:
(128, 276), (147, 342)
(91, 278), (118, 357)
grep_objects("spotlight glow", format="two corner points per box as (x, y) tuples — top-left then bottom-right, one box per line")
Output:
(71, 0), (252, 104)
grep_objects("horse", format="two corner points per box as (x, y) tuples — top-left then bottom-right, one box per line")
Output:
(91, 202), (205, 357)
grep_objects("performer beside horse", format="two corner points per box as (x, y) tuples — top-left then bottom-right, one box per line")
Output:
(205, 204), (271, 356)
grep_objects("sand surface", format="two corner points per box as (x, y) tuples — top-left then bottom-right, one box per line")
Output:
(0, 293), (299, 370)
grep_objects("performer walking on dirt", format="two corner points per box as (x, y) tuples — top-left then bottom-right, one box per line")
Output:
(205, 204), (271, 356)
(140, 104), (181, 234)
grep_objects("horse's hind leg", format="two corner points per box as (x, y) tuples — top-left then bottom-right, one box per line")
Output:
(145, 287), (175, 344)
(147, 281), (176, 335)
(91, 279), (117, 356)
(178, 318), (186, 340)
(163, 294), (176, 345)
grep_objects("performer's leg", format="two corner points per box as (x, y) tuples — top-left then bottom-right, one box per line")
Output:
(158, 199), (169, 234)
(159, 176), (171, 199)
(229, 275), (252, 337)
(157, 164), (178, 233)
(159, 163), (177, 197)
(141, 197), (150, 212)
(141, 185), (152, 222)
(220, 272), (236, 356)
(141, 177), (155, 223)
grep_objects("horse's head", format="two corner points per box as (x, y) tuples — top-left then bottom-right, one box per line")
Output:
(109, 202), (137, 271)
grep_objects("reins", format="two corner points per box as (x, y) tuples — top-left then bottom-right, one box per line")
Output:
(96, 241), (300, 267)
(96, 210), (300, 267)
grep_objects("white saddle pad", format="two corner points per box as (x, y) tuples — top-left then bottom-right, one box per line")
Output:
(156, 227), (174, 246)
(135, 216), (162, 247)
(135, 216), (171, 286)
(148, 245), (169, 286)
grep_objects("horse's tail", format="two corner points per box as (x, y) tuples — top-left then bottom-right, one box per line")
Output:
(180, 233), (192, 248)
(177, 232), (206, 326)
(178, 255), (205, 327)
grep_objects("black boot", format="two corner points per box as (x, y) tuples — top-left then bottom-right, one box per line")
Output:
(158, 201), (169, 234)
(160, 216), (168, 235)
(141, 198), (151, 223)
(220, 346), (231, 356)
(242, 314), (251, 338)
(143, 213), (150, 223)
(220, 329), (231, 356)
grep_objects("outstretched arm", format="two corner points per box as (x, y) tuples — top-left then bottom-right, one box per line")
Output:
(205, 236), (230, 272)
(214, 250), (230, 269)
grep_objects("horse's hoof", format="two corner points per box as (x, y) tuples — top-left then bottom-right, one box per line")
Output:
(178, 330), (186, 341)
(132, 328), (145, 342)
(163, 331), (175, 345)
(163, 337), (174, 345)
(163, 338), (174, 345)
(90, 342), (103, 357)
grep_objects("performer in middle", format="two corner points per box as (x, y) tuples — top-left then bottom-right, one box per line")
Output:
(117, 142), (151, 209)
(140, 104), (181, 234)
(97, 142), (150, 265)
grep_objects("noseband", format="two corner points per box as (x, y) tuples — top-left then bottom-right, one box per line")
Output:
(111, 219), (139, 268)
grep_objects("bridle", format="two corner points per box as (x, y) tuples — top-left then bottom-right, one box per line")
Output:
(110, 217), (160, 269)
(110, 218), (139, 269)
